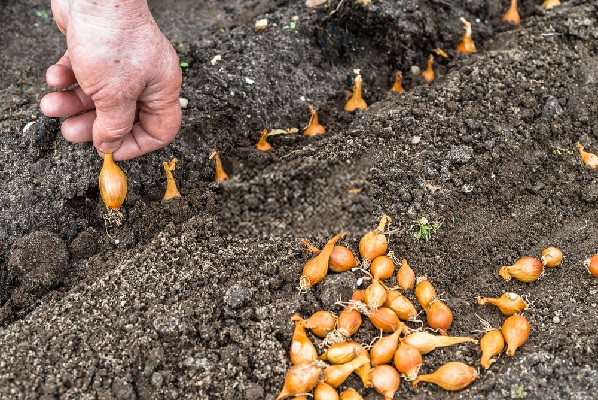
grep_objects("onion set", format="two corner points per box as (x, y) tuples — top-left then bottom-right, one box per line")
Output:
(369, 365), (400, 400)
(162, 158), (182, 201)
(314, 382), (339, 400)
(502, 314), (530, 356)
(586, 254), (598, 278)
(415, 276), (437, 310)
(323, 354), (369, 388)
(359, 215), (391, 261)
(391, 71), (405, 93)
(394, 342), (422, 380)
(413, 362), (478, 391)
(304, 105), (326, 136)
(576, 142), (598, 168)
(477, 292), (527, 316)
(422, 54), (435, 83)
(542, 0), (561, 10)
(99, 153), (127, 210)
(300, 232), (346, 290)
(384, 290), (417, 321)
(541, 247), (562, 268)
(456, 17), (476, 54)
(300, 238), (359, 273)
(255, 129), (272, 151)
(209, 149), (229, 182)
(276, 361), (322, 400)
(339, 388), (363, 400)
(344, 74), (367, 112)
(503, 0), (521, 25)
(300, 310), (336, 338)
(480, 329), (505, 369)
(499, 256), (544, 282)
(370, 329), (402, 366)
(320, 342), (359, 365)
(370, 255), (395, 280)
(396, 259), (415, 290)
(403, 331), (477, 355)
(290, 315), (318, 365)
(426, 299), (453, 335)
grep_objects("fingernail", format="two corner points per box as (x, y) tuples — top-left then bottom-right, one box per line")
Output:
(99, 140), (123, 154)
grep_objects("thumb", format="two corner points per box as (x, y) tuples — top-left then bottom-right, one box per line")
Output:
(92, 98), (137, 154)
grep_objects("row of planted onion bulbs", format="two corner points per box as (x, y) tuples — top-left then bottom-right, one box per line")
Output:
(277, 215), (533, 400)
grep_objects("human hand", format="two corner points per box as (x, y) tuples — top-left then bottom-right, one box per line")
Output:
(40, 0), (182, 160)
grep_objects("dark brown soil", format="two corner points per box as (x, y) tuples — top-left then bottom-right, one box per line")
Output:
(1, 0), (597, 399)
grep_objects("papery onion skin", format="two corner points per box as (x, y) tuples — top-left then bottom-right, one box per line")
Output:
(499, 256), (544, 283)
(396, 259), (415, 290)
(541, 247), (562, 268)
(359, 215), (391, 261)
(99, 153), (127, 210)
(394, 342), (422, 380)
(276, 361), (321, 400)
(369, 365), (401, 400)
(412, 362), (478, 391)
(480, 329), (505, 369)
(502, 314), (530, 356)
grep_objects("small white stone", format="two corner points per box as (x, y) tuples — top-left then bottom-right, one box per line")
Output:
(553, 316), (560, 324)
(300, 96), (306, 102)
(255, 19), (268, 31)
(179, 98), (189, 108)
(245, 77), (255, 85)
(210, 55), (222, 66)
(411, 136), (421, 144)
(411, 65), (421, 75)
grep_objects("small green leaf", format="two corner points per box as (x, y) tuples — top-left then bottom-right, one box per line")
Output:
(35, 10), (49, 19)
(180, 62), (189, 68)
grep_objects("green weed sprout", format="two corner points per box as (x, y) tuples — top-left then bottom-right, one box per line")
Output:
(411, 217), (441, 242)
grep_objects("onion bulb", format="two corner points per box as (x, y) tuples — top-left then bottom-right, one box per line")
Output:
(344, 74), (367, 112)
(300, 232), (346, 289)
(99, 153), (127, 210)
(320, 342), (359, 365)
(337, 302), (362, 338)
(162, 158), (182, 201)
(499, 256), (544, 283)
(542, 0), (561, 10)
(290, 315), (318, 365)
(323, 354), (369, 388)
(576, 142), (598, 168)
(314, 382), (339, 400)
(541, 247), (562, 268)
(477, 292), (528, 316)
(369, 365), (400, 400)
(502, 314), (530, 356)
(209, 149), (229, 182)
(396, 259), (415, 290)
(422, 54), (435, 83)
(394, 342), (422, 380)
(300, 238), (358, 273)
(426, 299), (453, 335)
(339, 388), (363, 400)
(480, 329), (505, 369)
(391, 71), (405, 93)
(412, 362), (478, 391)
(368, 307), (403, 333)
(586, 254), (598, 278)
(502, 0), (521, 25)
(364, 279), (387, 310)
(370, 329), (402, 366)
(304, 105), (326, 136)
(403, 331), (477, 355)
(352, 289), (365, 302)
(456, 17), (476, 54)
(353, 343), (372, 388)
(384, 290), (417, 321)
(300, 310), (336, 338)
(359, 215), (391, 261)
(255, 129), (272, 151)
(275, 361), (321, 400)
(415, 276), (437, 310)
(370, 255), (395, 280)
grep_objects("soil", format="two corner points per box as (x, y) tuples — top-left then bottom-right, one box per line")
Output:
(1, 0), (597, 399)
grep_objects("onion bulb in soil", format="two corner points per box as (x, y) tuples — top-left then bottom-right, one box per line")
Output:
(499, 256), (544, 283)
(369, 365), (401, 400)
(391, 71), (405, 93)
(368, 307), (404, 333)
(426, 299), (453, 335)
(456, 17), (476, 54)
(502, 314), (530, 356)
(304, 105), (326, 136)
(359, 215), (391, 261)
(396, 259), (415, 290)
(344, 74), (368, 112)
(255, 129), (272, 151)
(162, 158), (182, 201)
(314, 382), (339, 400)
(384, 290), (417, 321)
(370, 329), (402, 366)
(209, 149), (229, 182)
(586, 254), (598, 278)
(576, 142), (598, 168)
(289, 315), (318, 365)
(300, 232), (346, 290)
(415, 276), (437, 310)
(300, 238), (358, 273)
(480, 329), (505, 369)
(353, 343), (373, 388)
(99, 153), (127, 211)
(503, 0), (521, 25)
(541, 247), (562, 267)
(340, 388), (363, 400)
(300, 310), (336, 338)
(477, 292), (528, 316)
(364, 279), (387, 310)
(394, 342), (422, 380)
(324, 354), (369, 388)
(370, 255), (395, 280)
(276, 361), (322, 400)
(320, 342), (359, 365)
(422, 54), (435, 83)
(403, 331), (478, 355)
(413, 362), (478, 391)
(542, 0), (561, 10)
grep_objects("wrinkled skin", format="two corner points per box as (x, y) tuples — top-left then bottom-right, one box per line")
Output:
(40, 0), (182, 160)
